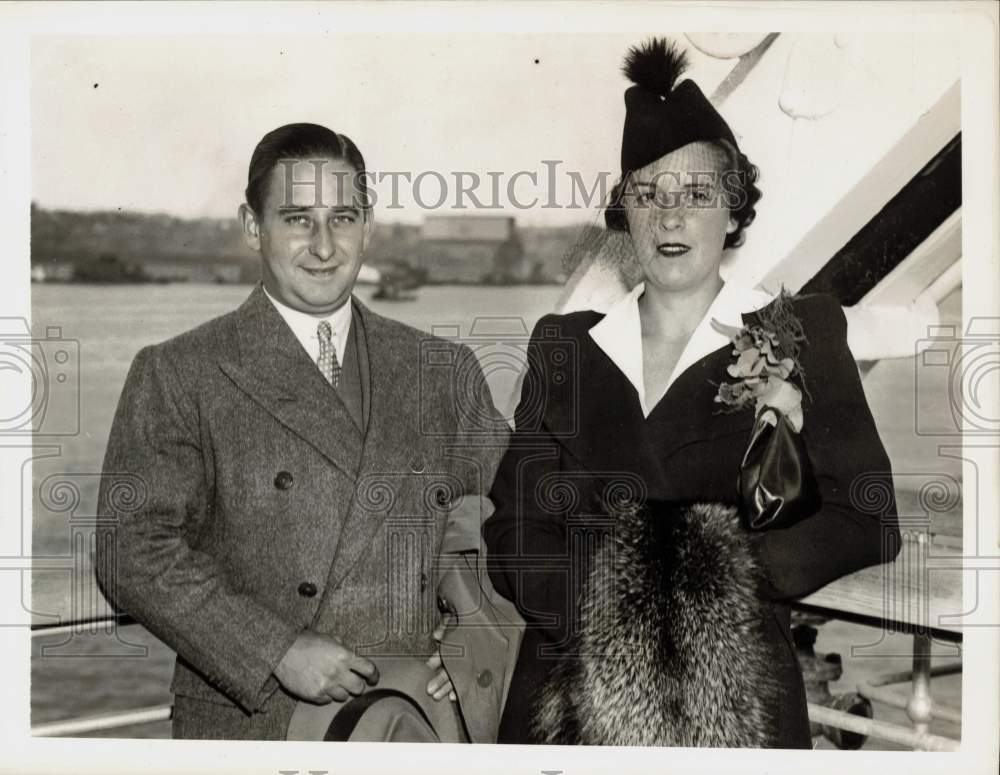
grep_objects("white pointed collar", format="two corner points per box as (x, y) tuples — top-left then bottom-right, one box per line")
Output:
(589, 280), (774, 418)
(262, 285), (353, 366)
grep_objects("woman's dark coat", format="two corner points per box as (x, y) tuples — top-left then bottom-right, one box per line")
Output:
(484, 292), (900, 747)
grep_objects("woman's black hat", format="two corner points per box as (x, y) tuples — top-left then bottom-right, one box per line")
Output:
(620, 38), (739, 174)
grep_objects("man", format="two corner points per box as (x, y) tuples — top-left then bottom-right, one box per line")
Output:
(94, 123), (518, 741)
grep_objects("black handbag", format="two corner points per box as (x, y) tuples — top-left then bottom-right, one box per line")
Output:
(738, 406), (821, 531)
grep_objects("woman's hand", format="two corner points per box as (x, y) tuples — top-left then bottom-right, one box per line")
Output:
(755, 378), (803, 432)
(425, 618), (458, 702)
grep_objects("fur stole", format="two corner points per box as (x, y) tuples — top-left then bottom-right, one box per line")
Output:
(531, 501), (778, 747)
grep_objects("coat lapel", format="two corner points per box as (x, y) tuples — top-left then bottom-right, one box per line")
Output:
(545, 333), (668, 493)
(323, 299), (422, 593)
(644, 344), (758, 461)
(644, 293), (783, 472)
(548, 286), (779, 495)
(218, 286), (364, 479)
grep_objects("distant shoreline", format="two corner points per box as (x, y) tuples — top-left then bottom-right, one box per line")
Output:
(31, 279), (565, 288)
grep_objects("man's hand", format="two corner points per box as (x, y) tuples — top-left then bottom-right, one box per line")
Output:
(274, 630), (379, 703)
(425, 618), (457, 702)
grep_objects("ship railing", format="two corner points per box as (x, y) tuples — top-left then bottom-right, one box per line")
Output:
(31, 526), (963, 749)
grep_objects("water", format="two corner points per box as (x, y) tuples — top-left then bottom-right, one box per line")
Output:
(27, 282), (961, 743)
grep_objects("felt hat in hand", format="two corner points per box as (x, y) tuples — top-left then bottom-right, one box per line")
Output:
(286, 655), (469, 743)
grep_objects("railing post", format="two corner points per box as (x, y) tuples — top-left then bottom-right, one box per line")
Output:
(906, 632), (935, 741)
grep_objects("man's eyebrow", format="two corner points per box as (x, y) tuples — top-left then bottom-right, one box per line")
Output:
(276, 205), (360, 213)
(630, 180), (712, 189)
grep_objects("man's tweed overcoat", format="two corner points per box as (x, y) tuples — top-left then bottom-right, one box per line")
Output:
(94, 285), (518, 740)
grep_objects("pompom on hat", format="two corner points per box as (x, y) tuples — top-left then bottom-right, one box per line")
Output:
(620, 38), (740, 175)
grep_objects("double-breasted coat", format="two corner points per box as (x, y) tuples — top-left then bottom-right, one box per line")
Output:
(484, 290), (901, 747)
(94, 285), (519, 741)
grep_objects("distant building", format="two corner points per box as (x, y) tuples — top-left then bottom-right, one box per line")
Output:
(30, 205), (260, 284)
(143, 259), (245, 284)
(30, 261), (75, 282)
(414, 216), (527, 283)
(31, 254), (252, 284)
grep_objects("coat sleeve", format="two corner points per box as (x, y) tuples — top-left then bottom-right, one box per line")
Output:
(93, 345), (300, 713)
(753, 295), (902, 600)
(483, 316), (571, 642)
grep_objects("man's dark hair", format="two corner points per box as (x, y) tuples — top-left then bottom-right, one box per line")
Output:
(245, 122), (368, 215)
(604, 140), (762, 250)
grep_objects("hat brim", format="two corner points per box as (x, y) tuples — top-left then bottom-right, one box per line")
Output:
(286, 656), (467, 743)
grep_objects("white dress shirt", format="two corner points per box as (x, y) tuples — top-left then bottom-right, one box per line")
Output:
(588, 281), (774, 418)
(263, 286), (353, 368)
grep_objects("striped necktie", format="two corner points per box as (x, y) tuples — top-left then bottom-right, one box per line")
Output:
(316, 320), (341, 387)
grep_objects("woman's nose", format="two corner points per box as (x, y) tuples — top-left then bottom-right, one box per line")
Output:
(310, 224), (336, 261)
(659, 206), (685, 231)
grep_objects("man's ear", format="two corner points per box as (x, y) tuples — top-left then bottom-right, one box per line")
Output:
(726, 215), (739, 235)
(238, 203), (261, 252)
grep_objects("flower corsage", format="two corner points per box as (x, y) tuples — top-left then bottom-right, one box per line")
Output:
(710, 289), (808, 432)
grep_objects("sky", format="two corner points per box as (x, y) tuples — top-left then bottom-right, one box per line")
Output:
(30, 33), (737, 226)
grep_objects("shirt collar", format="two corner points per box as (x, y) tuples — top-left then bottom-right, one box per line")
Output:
(589, 280), (773, 417)
(262, 285), (353, 362)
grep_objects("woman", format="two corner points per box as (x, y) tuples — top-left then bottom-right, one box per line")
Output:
(484, 39), (900, 747)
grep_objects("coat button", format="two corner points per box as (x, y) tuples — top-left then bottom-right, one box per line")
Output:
(297, 582), (317, 598)
(477, 669), (493, 688)
(274, 471), (294, 490)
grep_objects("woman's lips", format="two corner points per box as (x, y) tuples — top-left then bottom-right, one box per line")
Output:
(656, 242), (691, 257)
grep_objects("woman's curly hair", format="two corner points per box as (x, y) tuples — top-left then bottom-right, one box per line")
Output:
(604, 140), (762, 250)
